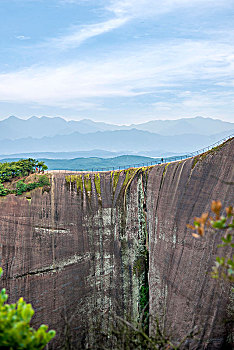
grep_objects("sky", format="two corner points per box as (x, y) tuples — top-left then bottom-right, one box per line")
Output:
(0, 0), (234, 124)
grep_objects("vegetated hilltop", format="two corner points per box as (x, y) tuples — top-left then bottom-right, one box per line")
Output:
(0, 138), (233, 349)
(0, 155), (156, 171)
(0, 158), (49, 196)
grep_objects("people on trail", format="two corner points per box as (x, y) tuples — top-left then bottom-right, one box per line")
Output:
(36, 167), (38, 173)
(161, 158), (163, 163)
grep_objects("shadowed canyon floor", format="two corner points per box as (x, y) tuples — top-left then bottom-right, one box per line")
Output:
(0, 138), (233, 349)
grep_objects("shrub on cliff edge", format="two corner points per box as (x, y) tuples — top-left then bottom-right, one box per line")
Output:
(187, 201), (234, 282)
(0, 267), (55, 349)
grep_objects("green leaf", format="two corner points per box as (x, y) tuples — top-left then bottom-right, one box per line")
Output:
(0, 267), (55, 349)
(21, 304), (34, 323)
(212, 220), (226, 229)
(194, 221), (200, 227)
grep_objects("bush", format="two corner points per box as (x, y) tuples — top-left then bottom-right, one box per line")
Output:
(16, 180), (28, 195)
(13, 176), (50, 196)
(0, 183), (8, 196)
(37, 175), (50, 186)
(188, 201), (234, 282)
(0, 267), (55, 349)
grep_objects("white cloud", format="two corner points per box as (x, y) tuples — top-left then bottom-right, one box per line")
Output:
(216, 80), (234, 87)
(106, 0), (232, 18)
(15, 35), (31, 40)
(37, 0), (234, 51)
(0, 39), (233, 108)
(9, 0), (234, 60)
(45, 17), (128, 50)
(150, 91), (234, 119)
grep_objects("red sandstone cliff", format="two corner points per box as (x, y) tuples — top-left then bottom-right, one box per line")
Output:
(148, 138), (233, 349)
(0, 138), (233, 349)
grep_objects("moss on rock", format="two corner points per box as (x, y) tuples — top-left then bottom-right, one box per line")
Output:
(94, 173), (101, 195)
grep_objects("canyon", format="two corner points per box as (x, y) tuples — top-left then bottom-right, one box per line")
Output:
(0, 138), (233, 349)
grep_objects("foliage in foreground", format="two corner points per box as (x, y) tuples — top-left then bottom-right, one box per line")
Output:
(0, 268), (55, 349)
(187, 200), (234, 282)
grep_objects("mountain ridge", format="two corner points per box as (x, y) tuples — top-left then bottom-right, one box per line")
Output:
(0, 115), (233, 140)
(0, 127), (233, 156)
(0, 154), (157, 171)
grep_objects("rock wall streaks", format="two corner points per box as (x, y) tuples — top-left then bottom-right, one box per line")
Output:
(0, 138), (233, 349)
(148, 138), (233, 349)
(0, 169), (146, 348)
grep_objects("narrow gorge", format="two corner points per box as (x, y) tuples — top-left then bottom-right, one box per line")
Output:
(0, 138), (233, 349)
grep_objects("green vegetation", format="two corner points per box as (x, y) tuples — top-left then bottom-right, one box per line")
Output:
(84, 174), (92, 192)
(139, 283), (149, 312)
(188, 200), (234, 282)
(162, 163), (170, 177)
(94, 173), (101, 195)
(111, 167), (149, 199)
(0, 159), (47, 182)
(65, 175), (83, 192)
(8, 155), (154, 172)
(111, 170), (120, 193)
(0, 159), (50, 197)
(0, 183), (8, 196)
(0, 267), (55, 349)
(15, 176), (50, 195)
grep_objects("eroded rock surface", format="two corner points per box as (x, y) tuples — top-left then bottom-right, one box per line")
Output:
(148, 139), (233, 349)
(0, 138), (233, 349)
(0, 169), (147, 349)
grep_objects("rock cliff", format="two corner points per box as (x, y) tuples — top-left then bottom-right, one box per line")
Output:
(0, 138), (233, 349)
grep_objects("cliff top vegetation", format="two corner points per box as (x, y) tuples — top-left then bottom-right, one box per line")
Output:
(0, 158), (49, 196)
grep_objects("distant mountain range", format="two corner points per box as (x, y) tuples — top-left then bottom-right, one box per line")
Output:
(0, 115), (233, 140)
(0, 155), (157, 171)
(0, 149), (177, 160)
(0, 116), (233, 157)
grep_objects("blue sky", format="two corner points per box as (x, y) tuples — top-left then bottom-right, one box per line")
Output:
(0, 0), (234, 123)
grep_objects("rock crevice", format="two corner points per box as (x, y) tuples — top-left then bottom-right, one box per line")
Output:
(0, 138), (233, 349)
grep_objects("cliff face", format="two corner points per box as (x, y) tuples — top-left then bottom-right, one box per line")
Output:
(0, 138), (233, 349)
(147, 139), (234, 349)
(0, 169), (147, 348)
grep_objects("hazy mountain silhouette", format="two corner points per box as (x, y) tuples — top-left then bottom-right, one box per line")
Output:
(0, 128), (232, 156)
(0, 116), (233, 140)
(0, 116), (119, 140)
(127, 117), (234, 135)
(0, 149), (177, 160)
(0, 155), (157, 171)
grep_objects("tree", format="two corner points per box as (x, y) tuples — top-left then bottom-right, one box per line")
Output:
(0, 267), (56, 349)
(37, 162), (48, 173)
